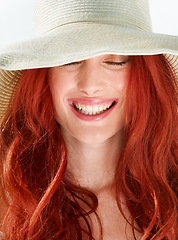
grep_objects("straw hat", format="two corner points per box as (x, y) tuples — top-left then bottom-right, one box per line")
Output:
(0, 0), (178, 117)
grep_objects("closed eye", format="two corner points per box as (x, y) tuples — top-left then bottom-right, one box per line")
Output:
(62, 61), (82, 66)
(104, 61), (128, 66)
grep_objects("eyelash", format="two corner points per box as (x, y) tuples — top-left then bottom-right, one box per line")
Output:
(104, 61), (127, 66)
(63, 62), (81, 66)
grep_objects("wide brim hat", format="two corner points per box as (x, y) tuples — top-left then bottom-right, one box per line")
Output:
(0, 0), (178, 117)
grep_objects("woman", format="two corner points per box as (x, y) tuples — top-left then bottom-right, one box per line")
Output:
(0, 0), (177, 239)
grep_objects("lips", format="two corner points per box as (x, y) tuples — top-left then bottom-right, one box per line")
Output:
(68, 98), (118, 121)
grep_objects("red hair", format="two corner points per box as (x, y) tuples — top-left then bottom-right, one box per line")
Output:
(0, 55), (177, 239)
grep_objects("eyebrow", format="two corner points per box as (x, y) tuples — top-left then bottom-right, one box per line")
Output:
(103, 54), (129, 60)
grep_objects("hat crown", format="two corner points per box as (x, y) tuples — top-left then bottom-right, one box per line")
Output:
(34, 0), (152, 35)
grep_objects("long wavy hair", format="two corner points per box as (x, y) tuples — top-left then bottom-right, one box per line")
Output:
(0, 54), (177, 240)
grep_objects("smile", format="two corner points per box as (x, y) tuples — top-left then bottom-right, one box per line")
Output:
(72, 101), (116, 115)
(68, 98), (118, 121)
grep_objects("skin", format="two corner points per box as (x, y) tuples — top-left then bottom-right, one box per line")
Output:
(48, 54), (142, 239)
(48, 54), (131, 190)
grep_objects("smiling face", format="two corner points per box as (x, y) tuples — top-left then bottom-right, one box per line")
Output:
(48, 54), (131, 144)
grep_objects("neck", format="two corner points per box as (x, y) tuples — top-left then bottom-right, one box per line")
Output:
(63, 129), (124, 194)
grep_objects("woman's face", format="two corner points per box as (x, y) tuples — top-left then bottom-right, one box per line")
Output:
(48, 54), (131, 144)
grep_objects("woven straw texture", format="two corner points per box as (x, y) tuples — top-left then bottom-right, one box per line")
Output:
(0, 0), (178, 117)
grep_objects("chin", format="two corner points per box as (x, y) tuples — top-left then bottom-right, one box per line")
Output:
(71, 127), (124, 144)
(75, 134), (108, 144)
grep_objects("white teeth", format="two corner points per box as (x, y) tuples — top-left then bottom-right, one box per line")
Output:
(104, 105), (107, 110)
(76, 102), (82, 110)
(93, 105), (98, 112)
(87, 105), (92, 112)
(99, 106), (104, 111)
(82, 105), (86, 111)
(73, 101), (114, 115)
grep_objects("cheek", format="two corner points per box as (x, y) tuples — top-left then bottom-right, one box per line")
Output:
(48, 71), (76, 126)
(113, 71), (130, 93)
(114, 81), (126, 93)
(49, 77), (66, 97)
(48, 71), (72, 104)
(48, 74), (65, 122)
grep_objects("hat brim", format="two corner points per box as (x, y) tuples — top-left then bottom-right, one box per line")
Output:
(0, 22), (178, 70)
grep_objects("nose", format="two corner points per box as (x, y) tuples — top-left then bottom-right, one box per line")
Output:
(77, 62), (105, 96)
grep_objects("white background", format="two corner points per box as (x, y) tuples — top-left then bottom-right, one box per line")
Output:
(0, 0), (178, 47)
